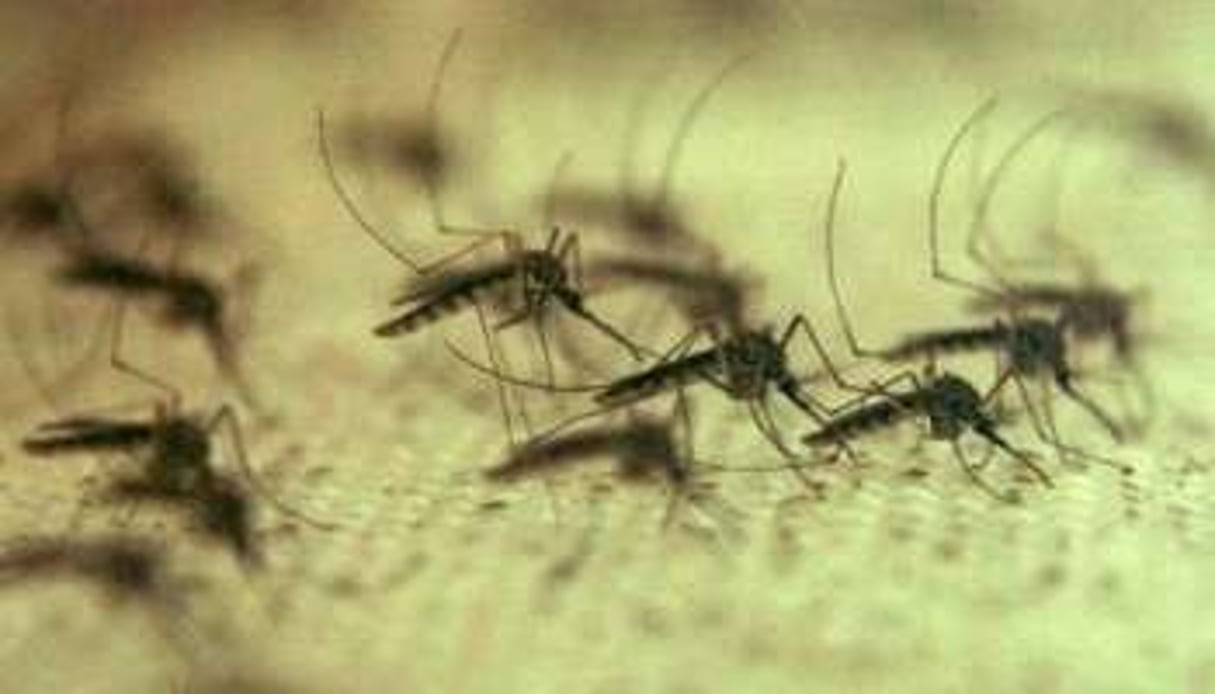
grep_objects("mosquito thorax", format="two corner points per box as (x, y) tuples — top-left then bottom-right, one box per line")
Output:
(924, 373), (986, 439)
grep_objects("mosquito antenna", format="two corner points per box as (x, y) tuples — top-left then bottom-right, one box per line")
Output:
(928, 98), (1002, 299)
(51, 80), (97, 252)
(967, 107), (1069, 286)
(415, 28), (466, 235)
(316, 109), (425, 273)
(444, 339), (612, 393)
(822, 159), (878, 360)
(424, 29), (464, 148)
(620, 55), (675, 211)
(652, 52), (754, 212)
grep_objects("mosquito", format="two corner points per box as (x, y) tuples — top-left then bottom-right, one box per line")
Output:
(19, 304), (333, 567)
(319, 100), (647, 370)
(824, 149), (1130, 474)
(957, 104), (1154, 432)
(51, 246), (262, 411)
(805, 161), (1051, 500)
(448, 315), (835, 476)
(0, 536), (174, 607)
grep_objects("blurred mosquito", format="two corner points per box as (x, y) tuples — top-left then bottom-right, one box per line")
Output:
(485, 413), (691, 486)
(0, 536), (177, 608)
(335, 28), (465, 228)
(18, 304), (334, 567)
(0, 179), (76, 247)
(587, 254), (753, 336)
(957, 103), (1154, 433)
(51, 245), (263, 412)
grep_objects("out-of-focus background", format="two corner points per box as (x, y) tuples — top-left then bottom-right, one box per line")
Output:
(2, 1), (1215, 691)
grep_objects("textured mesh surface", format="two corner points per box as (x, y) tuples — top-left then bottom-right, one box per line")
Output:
(2, 3), (1215, 692)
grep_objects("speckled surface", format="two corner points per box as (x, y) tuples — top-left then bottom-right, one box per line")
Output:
(2, 2), (1215, 692)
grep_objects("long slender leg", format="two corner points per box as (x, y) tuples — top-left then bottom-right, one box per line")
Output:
(107, 300), (181, 410)
(822, 159), (886, 360)
(1008, 371), (1128, 474)
(649, 53), (754, 230)
(472, 301), (523, 451)
(208, 405), (336, 530)
(950, 439), (1017, 502)
(1040, 377), (1134, 474)
(319, 109), (515, 278)
(927, 99), (1004, 300)
(659, 387), (696, 532)
(781, 314), (886, 419)
(1056, 374), (1126, 443)
(965, 108), (1068, 288)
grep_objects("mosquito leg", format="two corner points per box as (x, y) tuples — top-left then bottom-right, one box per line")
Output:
(1056, 374), (1126, 443)
(208, 405), (336, 530)
(950, 439), (1017, 503)
(107, 300), (181, 410)
(531, 311), (556, 389)
(1044, 377), (1134, 474)
(472, 300), (521, 450)
(927, 99), (1005, 300)
(965, 108), (1068, 288)
(822, 159), (887, 360)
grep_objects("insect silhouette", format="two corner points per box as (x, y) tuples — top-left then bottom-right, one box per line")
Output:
(806, 161), (1051, 500)
(1068, 86), (1215, 190)
(922, 102), (1135, 463)
(449, 316), (833, 475)
(587, 254), (753, 336)
(19, 306), (333, 567)
(0, 536), (174, 606)
(320, 106), (646, 370)
(103, 474), (263, 569)
(51, 245), (262, 411)
(546, 54), (751, 255)
(957, 107), (1154, 434)
(822, 111), (1128, 472)
(485, 413), (691, 487)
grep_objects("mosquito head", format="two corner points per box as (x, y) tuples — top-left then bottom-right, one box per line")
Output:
(521, 250), (571, 303)
(166, 276), (223, 330)
(720, 329), (787, 398)
(1005, 318), (1067, 377)
(153, 417), (212, 488)
(925, 373), (992, 440)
